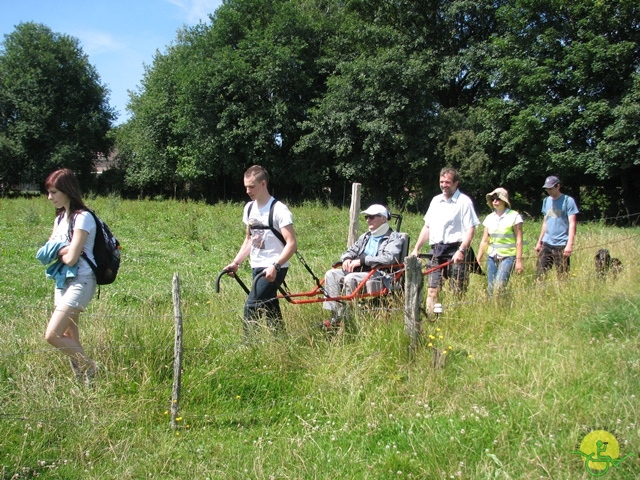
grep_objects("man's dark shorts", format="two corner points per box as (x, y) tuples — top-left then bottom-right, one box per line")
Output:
(425, 242), (469, 294)
(536, 243), (569, 277)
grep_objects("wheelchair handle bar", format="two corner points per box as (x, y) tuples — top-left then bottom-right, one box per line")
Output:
(215, 269), (251, 295)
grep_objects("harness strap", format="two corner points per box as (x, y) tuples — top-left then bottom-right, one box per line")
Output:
(248, 199), (287, 246)
(248, 199), (324, 293)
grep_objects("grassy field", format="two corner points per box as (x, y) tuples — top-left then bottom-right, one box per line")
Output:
(1, 196), (639, 479)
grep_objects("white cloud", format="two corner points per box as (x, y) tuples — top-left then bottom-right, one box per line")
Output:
(166, 0), (221, 24)
(76, 30), (125, 55)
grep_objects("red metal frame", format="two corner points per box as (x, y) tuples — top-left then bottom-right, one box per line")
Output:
(276, 262), (404, 304)
(276, 259), (452, 305)
(216, 259), (452, 305)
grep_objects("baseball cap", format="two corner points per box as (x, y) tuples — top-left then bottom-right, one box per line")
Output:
(542, 176), (560, 189)
(360, 204), (390, 219)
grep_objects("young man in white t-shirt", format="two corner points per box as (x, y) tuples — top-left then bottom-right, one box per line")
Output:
(224, 165), (297, 337)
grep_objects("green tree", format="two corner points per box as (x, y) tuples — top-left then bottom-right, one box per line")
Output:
(482, 0), (640, 215)
(296, 0), (505, 205)
(115, 0), (640, 216)
(120, 0), (333, 200)
(117, 46), (185, 197)
(295, 1), (437, 205)
(0, 22), (115, 189)
(296, 43), (438, 205)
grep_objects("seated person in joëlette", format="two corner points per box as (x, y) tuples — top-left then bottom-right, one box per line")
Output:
(321, 204), (404, 328)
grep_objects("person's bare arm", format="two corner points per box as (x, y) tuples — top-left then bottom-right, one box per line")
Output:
(564, 214), (577, 257)
(411, 225), (430, 257)
(225, 226), (252, 274)
(476, 227), (489, 264)
(58, 228), (88, 266)
(535, 218), (547, 254)
(453, 226), (475, 264)
(514, 223), (523, 273)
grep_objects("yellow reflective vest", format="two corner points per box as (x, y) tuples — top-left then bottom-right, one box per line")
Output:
(487, 209), (520, 257)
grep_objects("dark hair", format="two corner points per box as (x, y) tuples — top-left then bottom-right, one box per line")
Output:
(440, 167), (460, 183)
(244, 165), (269, 185)
(44, 168), (88, 217)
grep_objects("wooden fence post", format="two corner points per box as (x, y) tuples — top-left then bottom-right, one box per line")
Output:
(404, 255), (423, 350)
(347, 183), (361, 247)
(171, 273), (183, 429)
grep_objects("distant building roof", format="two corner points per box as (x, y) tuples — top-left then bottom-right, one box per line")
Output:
(95, 148), (119, 174)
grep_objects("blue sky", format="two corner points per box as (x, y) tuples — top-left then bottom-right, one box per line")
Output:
(0, 0), (224, 125)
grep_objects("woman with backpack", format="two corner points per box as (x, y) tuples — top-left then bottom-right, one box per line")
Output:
(41, 168), (98, 384)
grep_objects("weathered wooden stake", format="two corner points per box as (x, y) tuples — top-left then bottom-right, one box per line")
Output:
(432, 348), (447, 369)
(347, 183), (361, 247)
(404, 255), (423, 350)
(171, 273), (183, 429)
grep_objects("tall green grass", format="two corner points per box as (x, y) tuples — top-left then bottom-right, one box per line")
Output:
(1, 196), (638, 479)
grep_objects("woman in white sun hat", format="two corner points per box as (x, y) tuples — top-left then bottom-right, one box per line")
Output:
(476, 187), (524, 296)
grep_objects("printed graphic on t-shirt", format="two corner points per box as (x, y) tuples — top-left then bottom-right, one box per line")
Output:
(547, 206), (563, 219)
(249, 218), (267, 249)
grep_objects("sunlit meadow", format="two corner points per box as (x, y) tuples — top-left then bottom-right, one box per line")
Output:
(1, 196), (639, 479)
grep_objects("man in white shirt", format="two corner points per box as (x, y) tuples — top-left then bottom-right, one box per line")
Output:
(224, 165), (297, 337)
(411, 167), (479, 317)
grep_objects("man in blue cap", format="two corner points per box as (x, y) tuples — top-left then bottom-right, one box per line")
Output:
(535, 175), (579, 278)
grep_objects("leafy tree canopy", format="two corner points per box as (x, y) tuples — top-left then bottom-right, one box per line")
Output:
(116, 0), (640, 218)
(0, 22), (115, 190)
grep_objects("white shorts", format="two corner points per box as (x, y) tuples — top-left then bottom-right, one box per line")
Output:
(55, 274), (97, 310)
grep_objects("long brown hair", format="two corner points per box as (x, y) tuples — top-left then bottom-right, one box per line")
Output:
(45, 168), (89, 218)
